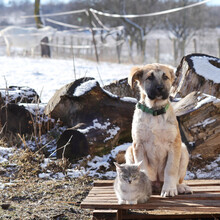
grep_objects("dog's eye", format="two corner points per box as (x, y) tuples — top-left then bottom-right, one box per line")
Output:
(162, 74), (169, 80)
(147, 74), (154, 80)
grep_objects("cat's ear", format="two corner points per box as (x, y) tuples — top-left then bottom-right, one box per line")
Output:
(137, 161), (143, 169)
(114, 162), (121, 169)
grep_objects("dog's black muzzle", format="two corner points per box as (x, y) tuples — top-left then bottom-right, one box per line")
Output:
(147, 84), (169, 100)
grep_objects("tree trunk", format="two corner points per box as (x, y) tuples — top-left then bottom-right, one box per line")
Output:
(173, 91), (220, 160)
(171, 53), (220, 98)
(34, 0), (51, 58)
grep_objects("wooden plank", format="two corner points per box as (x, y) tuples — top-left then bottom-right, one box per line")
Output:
(94, 180), (113, 186)
(88, 192), (220, 200)
(90, 185), (220, 193)
(81, 179), (220, 219)
(122, 211), (220, 219)
(93, 179), (220, 187)
(93, 210), (118, 220)
(83, 198), (220, 205)
(184, 179), (220, 186)
(82, 202), (220, 212)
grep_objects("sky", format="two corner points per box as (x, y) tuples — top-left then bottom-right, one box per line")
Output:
(2, 0), (220, 6)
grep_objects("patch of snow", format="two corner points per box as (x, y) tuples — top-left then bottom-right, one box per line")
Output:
(38, 173), (51, 179)
(85, 143), (131, 178)
(190, 118), (216, 128)
(195, 93), (220, 109)
(120, 97), (137, 103)
(191, 56), (220, 83)
(0, 86), (37, 104)
(40, 158), (52, 169)
(0, 182), (14, 190)
(19, 103), (46, 115)
(73, 80), (97, 97)
(104, 126), (120, 142)
(111, 143), (131, 159)
(78, 119), (110, 134)
(0, 147), (14, 164)
(66, 167), (86, 178)
(103, 89), (118, 98)
(186, 155), (220, 180)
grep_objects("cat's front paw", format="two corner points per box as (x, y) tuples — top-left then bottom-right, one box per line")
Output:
(118, 199), (126, 204)
(127, 200), (137, 205)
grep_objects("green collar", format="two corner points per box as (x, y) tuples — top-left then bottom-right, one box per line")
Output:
(137, 102), (169, 116)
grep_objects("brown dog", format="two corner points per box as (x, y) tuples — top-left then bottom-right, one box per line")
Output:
(125, 63), (192, 197)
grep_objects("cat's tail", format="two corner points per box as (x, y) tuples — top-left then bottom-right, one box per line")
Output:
(125, 145), (135, 164)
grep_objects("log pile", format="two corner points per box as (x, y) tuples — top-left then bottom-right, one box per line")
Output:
(171, 53), (220, 161)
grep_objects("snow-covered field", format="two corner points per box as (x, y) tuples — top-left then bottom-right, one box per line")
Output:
(0, 56), (219, 186)
(0, 56), (133, 103)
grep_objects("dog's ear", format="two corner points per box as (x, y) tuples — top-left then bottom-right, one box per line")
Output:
(168, 67), (176, 83)
(128, 66), (143, 89)
(159, 64), (176, 83)
(114, 162), (121, 169)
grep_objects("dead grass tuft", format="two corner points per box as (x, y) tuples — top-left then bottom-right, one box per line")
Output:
(10, 148), (45, 179)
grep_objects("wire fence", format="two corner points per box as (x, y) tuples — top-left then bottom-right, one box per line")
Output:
(0, 28), (219, 65)
(0, 0), (219, 66)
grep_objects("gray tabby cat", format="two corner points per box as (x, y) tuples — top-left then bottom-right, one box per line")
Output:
(114, 162), (152, 204)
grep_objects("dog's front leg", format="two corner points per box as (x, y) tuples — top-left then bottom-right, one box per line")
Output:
(133, 142), (149, 172)
(161, 145), (181, 197)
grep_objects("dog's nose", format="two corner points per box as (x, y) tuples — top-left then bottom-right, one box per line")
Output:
(156, 85), (164, 92)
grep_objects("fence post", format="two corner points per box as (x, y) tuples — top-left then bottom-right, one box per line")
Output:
(218, 38), (220, 58)
(56, 37), (59, 58)
(155, 39), (160, 63)
(63, 36), (66, 57)
(193, 38), (197, 53)
(173, 38), (177, 66)
(70, 35), (73, 58)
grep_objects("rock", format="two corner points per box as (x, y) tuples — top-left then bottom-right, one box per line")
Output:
(45, 77), (136, 156)
(56, 129), (89, 162)
(103, 78), (139, 100)
(0, 86), (40, 104)
(171, 53), (220, 98)
(174, 92), (220, 160)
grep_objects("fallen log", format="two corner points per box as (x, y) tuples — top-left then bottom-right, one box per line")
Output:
(45, 77), (136, 157)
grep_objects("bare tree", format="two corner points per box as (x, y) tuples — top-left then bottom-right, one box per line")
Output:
(165, 0), (206, 64)
(119, 0), (160, 63)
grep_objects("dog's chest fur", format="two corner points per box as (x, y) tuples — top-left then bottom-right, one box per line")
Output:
(132, 107), (178, 155)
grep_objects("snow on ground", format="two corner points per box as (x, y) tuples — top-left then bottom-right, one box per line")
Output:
(38, 143), (131, 179)
(0, 56), (133, 103)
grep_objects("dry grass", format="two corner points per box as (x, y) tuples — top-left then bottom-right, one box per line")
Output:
(0, 177), (93, 219)
(0, 144), (94, 219)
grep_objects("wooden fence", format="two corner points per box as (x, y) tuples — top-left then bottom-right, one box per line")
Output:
(0, 29), (219, 66)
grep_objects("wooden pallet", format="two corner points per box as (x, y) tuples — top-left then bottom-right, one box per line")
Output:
(81, 179), (220, 220)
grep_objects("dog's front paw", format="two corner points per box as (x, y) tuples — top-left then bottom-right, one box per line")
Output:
(161, 185), (178, 197)
(177, 183), (193, 194)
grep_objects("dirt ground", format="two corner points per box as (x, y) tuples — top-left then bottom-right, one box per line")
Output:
(0, 147), (95, 220)
(0, 176), (94, 220)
